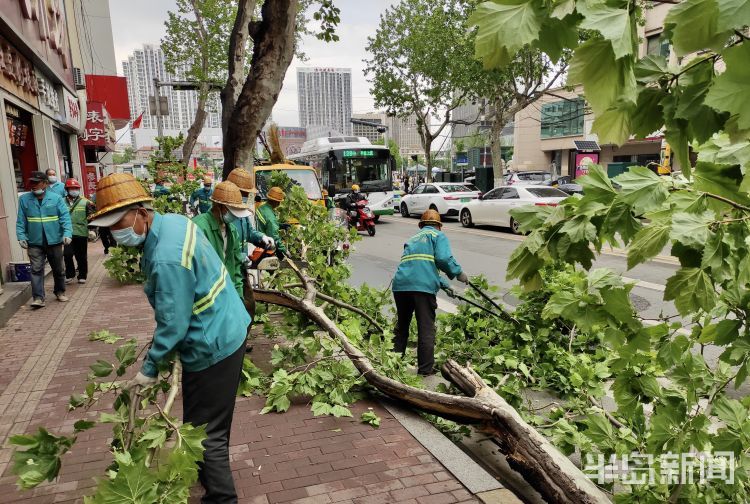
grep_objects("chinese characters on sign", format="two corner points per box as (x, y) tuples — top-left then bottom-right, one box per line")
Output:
(584, 452), (735, 485)
(0, 35), (39, 103)
(82, 102), (108, 147)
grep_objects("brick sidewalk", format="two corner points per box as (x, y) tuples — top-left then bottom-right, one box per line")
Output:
(0, 247), (483, 503)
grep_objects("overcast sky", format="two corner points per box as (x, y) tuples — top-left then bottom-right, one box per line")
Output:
(108, 0), (398, 127)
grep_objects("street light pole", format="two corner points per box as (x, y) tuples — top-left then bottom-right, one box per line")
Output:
(153, 77), (164, 138)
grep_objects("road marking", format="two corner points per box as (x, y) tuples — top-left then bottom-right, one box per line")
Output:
(380, 216), (680, 266)
(623, 277), (666, 292)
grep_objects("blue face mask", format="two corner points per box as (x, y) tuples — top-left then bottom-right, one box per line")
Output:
(68, 190), (80, 198)
(222, 209), (237, 225)
(48, 176), (58, 184)
(112, 212), (147, 247)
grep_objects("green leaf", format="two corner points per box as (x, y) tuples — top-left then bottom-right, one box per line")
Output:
(717, 0), (750, 31)
(139, 426), (168, 449)
(311, 402), (333, 417)
(699, 320), (741, 345)
(634, 55), (669, 84)
(179, 423), (207, 464)
(631, 88), (667, 138)
(69, 394), (87, 410)
(560, 215), (596, 243)
(470, 0), (544, 68)
(567, 38), (636, 116)
(669, 211), (715, 248)
(613, 167), (669, 214)
(88, 330), (123, 344)
(591, 102), (634, 146)
(664, 0), (728, 56)
(506, 244), (544, 288)
(694, 161), (750, 206)
(626, 218), (671, 269)
(664, 267), (716, 315)
(578, 0), (634, 58)
(73, 420), (95, 433)
(602, 200), (642, 244)
(361, 410), (381, 428)
(87, 458), (158, 504)
(90, 360), (114, 378)
(331, 405), (353, 418)
(714, 397), (747, 429)
(115, 340), (137, 366)
(577, 165), (617, 205)
(705, 43), (750, 131)
(600, 288), (636, 327)
(99, 411), (128, 424)
(582, 414), (616, 449)
(551, 0), (575, 19)
(533, 16), (579, 62)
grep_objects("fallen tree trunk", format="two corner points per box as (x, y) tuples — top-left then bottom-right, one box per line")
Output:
(254, 283), (610, 504)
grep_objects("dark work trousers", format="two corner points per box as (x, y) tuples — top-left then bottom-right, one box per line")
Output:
(183, 342), (245, 504)
(64, 235), (89, 280)
(27, 243), (66, 300)
(393, 291), (438, 375)
(99, 227), (116, 253)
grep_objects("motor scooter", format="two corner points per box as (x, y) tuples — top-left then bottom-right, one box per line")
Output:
(347, 199), (376, 236)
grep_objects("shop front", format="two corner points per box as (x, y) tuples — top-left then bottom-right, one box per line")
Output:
(0, 0), (82, 283)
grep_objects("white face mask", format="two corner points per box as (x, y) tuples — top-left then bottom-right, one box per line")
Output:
(48, 176), (58, 183)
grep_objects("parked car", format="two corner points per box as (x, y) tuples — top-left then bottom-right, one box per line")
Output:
(506, 171), (552, 186)
(459, 185), (569, 234)
(543, 177), (584, 195)
(400, 183), (481, 217)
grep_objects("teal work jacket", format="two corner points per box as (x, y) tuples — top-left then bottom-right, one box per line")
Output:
(140, 213), (250, 377)
(255, 203), (286, 253)
(47, 181), (66, 198)
(16, 191), (73, 246)
(233, 215), (266, 251)
(392, 225), (463, 295)
(190, 187), (213, 214)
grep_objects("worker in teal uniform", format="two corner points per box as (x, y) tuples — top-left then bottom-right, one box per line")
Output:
(226, 168), (270, 251)
(89, 173), (250, 503)
(45, 168), (66, 198)
(391, 209), (468, 375)
(190, 176), (214, 214)
(255, 186), (287, 258)
(16, 171), (72, 307)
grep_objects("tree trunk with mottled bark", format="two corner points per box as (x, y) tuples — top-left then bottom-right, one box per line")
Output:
(222, 0), (298, 176)
(182, 83), (210, 168)
(221, 0), (256, 141)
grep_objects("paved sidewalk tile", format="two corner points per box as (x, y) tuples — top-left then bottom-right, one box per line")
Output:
(0, 247), (481, 503)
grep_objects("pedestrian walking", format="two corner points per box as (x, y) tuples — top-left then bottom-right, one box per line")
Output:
(16, 171), (72, 308)
(45, 168), (66, 198)
(226, 168), (270, 250)
(255, 186), (287, 258)
(63, 178), (93, 284)
(190, 176), (214, 215)
(89, 173), (250, 504)
(391, 209), (468, 375)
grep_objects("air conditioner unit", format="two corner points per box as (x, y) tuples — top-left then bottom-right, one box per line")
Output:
(73, 68), (86, 90)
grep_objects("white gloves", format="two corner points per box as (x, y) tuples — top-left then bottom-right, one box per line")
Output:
(19, 240), (28, 249)
(261, 235), (275, 249)
(125, 371), (158, 390)
(457, 271), (469, 284)
(63, 237), (72, 246)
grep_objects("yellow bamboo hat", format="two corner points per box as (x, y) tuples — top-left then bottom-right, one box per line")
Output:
(89, 173), (153, 226)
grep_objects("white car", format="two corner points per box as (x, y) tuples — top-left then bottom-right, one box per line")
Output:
(400, 183), (480, 218)
(458, 185), (569, 233)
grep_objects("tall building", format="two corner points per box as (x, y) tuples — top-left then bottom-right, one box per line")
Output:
(297, 67), (352, 137)
(122, 44), (221, 148)
(388, 113), (423, 158)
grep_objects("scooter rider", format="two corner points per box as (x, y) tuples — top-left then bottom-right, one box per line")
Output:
(344, 184), (366, 224)
(391, 209), (468, 375)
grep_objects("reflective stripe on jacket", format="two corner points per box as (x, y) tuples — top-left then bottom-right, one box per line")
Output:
(140, 213), (250, 377)
(66, 197), (93, 237)
(192, 211), (246, 297)
(16, 191), (72, 246)
(392, 225), (463, 295)
(255, 202), (286, 253)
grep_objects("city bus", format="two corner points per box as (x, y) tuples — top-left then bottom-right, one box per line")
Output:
(288, 136), (399, 218)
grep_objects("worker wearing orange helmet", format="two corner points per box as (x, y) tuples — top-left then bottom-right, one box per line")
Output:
(255, 186), (287, 257)
(190, 175), (214, 214)
(391, 210), (468, 375)
(63, 178), (94, 284)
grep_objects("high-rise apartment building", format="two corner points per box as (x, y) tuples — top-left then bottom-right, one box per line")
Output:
(297, 67), (352, 137)
(388, 113), (423, 158)
(122, 44), (221, 148)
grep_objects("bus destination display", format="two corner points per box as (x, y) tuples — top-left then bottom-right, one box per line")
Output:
(342, 149), (378, 158)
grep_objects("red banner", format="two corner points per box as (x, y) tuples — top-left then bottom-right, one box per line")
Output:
(84, 165), (98, 198)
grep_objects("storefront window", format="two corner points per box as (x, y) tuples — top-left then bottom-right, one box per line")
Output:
(541, 98), (585, 138)
(647, 34), (670, 58)
(5, 102), (38, 191)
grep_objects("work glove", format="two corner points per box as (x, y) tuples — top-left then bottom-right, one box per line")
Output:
(124, 371), (158, 390)
(261, 235), (275, 249)
(443, 286), (456, 298)
(457, 271), (469, 284)
(19, 240), (28, 249)
(63, 237), (72, 246)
